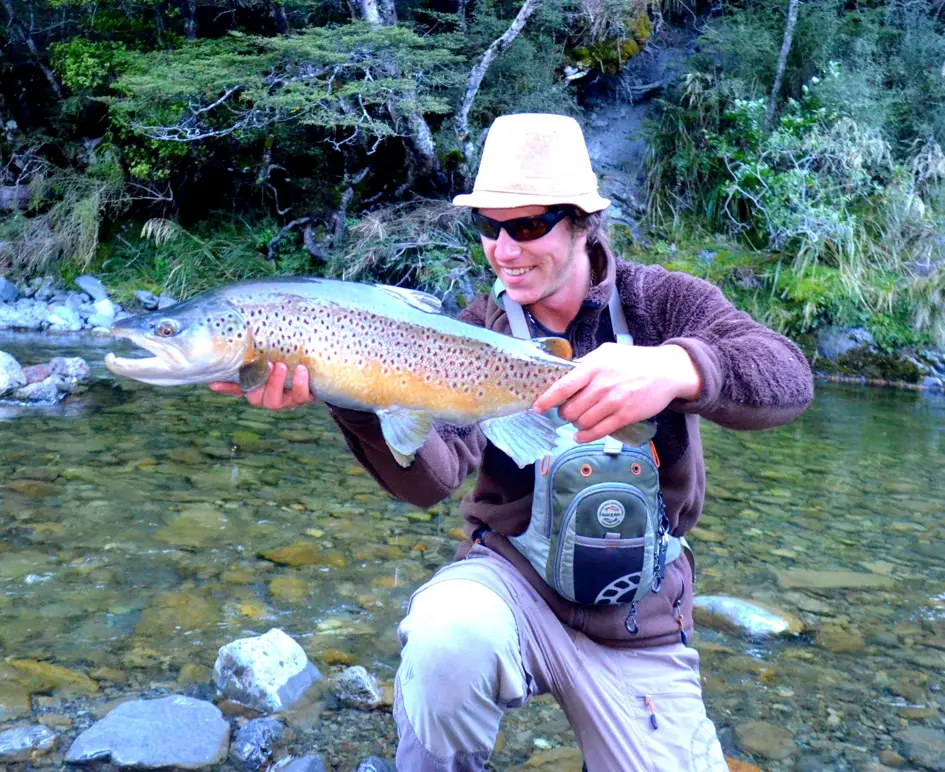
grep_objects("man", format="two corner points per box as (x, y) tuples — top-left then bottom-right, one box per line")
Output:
(212, 113), (814, 770)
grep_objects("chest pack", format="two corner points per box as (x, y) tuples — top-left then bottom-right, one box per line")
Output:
(497, 282), (682, 634)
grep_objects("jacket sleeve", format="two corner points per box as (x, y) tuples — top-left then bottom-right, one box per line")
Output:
(325, 295), (491, 508)
(631, 265), (814, 430)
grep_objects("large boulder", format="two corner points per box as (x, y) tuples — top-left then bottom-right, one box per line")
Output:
(816, 326), (874, 362)
(212, 628), (322, 713)
(64, 695), (230, 769)
(0, 277), (18, 303)
(74, 275), (108, 301)
(0, 352), (26, 396)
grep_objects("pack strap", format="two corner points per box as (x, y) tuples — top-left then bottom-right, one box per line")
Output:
(496, 280), (633, 345)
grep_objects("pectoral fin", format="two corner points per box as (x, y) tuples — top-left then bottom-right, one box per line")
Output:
(611, 420), (658, 447)
(480, 410), (561, 468)
(238, 359), (270, 392)
(377, 408), (434, 468)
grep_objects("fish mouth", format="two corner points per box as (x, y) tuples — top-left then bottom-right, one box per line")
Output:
(104, 329), (193, 378)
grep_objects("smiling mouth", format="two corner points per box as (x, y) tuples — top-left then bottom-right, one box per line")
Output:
(504, 266), (535, 277)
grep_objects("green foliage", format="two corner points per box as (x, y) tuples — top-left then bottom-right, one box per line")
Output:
(100, 217), (313, 302)
(333, 199), (492, 298)
(108, 26), (460, 143)
(647, 48), (945, 346)
(569, 13), (651, 74)
(49, 39), (130, 92)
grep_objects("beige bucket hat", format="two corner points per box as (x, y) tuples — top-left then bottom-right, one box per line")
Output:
(452, 113), (611, 213)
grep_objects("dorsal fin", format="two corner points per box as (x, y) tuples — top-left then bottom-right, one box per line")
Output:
(378, 285), (443, 314)
(533, 337), (573, 360)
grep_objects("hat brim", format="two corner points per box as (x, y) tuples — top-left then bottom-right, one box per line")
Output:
(452, 189), (610, 213)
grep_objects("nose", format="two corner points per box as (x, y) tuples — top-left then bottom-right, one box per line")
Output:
(493, 228), (521, 260)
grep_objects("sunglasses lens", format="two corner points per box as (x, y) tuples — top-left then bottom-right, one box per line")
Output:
(471, 213), (501, 240)
(509, 218), (551, 242)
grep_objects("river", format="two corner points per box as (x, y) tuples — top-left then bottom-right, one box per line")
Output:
(1, 332), (943, 770)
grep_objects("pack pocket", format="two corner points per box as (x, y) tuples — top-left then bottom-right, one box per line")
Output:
(551, 483), (657, 606)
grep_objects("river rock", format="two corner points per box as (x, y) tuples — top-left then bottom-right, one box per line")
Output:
(213, 628), (321, 713)
(11, 377), (60, 403)
(64, 695), (229, 768)
(0, 351), (25, 395)
(47, 305), (82, 332)
(75, 275), (108, 301)
(897, 726), (945, 771)
(693, 596), (803, 637)
(87, 298), (117, 329)
(158, 292), (178, 309)
(818, 326), (874, 361)
(775, 569), (896, 590)
(0, 299), (47, 330)
(734, 720), (796, 760)
(355, 757), (396, 772)
(273, 756), (327, 772)
(335, 666), (382, 710)
(0, 277), (17, 303)
(0, 724), (58, 762)
(49, 356), (91, 393)
(135, 290), (160, 311)
(0, 682), (30, 721)
(229, 717), (284, 769)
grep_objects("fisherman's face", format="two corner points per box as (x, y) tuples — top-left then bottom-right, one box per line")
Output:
(477, 205), (590, 311)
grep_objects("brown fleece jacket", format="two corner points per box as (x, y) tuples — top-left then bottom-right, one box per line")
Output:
(327, 245), (814, 647)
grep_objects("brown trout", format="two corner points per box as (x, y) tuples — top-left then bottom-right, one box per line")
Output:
(104, 277), (654, 467)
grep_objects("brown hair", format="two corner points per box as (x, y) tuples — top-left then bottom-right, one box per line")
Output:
(570, 208), (609, 251)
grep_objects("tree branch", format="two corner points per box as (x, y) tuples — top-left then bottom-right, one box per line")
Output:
(455, 0), (542, 160)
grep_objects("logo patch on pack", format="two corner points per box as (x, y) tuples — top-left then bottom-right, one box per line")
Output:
(597, 500), (626, 528)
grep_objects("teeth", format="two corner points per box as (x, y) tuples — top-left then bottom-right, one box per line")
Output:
(505, 267), (534, 277)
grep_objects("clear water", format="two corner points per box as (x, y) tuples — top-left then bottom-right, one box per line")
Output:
(1, 332), (944, 771)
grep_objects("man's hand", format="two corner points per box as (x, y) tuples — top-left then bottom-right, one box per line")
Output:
(209, 362), (317, 411)
(533, 343), (702, 443)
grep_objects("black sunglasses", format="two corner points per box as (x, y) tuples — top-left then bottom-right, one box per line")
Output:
(471, 207), (572, 242)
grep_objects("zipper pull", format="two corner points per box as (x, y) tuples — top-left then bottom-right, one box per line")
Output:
(624, 601), (639, 635)
(644, 695), (659, 730)
(673, 600), (688, 645)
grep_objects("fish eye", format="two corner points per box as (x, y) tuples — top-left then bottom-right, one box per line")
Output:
(154, 319), (179, 338)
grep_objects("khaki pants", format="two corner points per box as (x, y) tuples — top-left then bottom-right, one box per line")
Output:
(394, 546), (729, 772)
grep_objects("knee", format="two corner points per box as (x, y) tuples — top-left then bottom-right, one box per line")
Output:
(398, 580), (519, 708)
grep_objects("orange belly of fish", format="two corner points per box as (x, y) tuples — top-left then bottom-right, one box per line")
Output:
(311, 356), (525, 416)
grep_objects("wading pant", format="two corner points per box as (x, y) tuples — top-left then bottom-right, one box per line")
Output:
(394, 546), (729, 772)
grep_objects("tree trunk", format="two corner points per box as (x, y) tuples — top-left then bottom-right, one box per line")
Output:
(358, 0), (381, 26)
(183, 0), (197, 38)
(353, 0), (439, 183)
(0, 0), (63, 98)
(456, 0), (542, 160)
(377, 0), (397, 26)
(456, 0), (466, 31)
(765, 0), (800, 130)
(268, 0), (289, 34)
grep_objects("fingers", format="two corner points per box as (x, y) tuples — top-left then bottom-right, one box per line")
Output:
(533, 367), (593, 414)
(209, 382), (243, 395)
(574, 414), (631, 444)
(211, 362), (313, 411)
(260, 362), (289, 409)
(290, 365), (314, 405)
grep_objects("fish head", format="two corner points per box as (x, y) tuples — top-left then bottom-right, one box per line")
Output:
(104, 295), (252, 385)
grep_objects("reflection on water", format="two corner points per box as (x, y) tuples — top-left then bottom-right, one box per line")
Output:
(1, 334), (944, 770)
